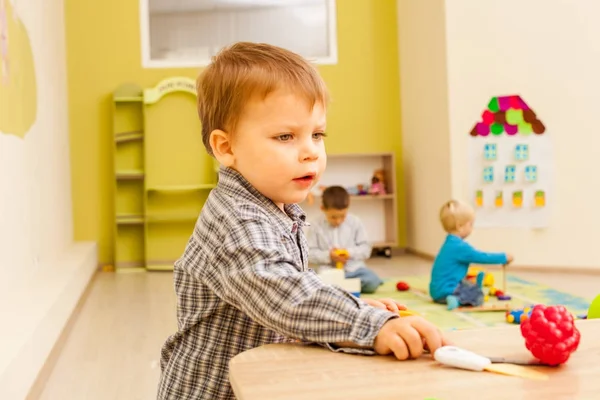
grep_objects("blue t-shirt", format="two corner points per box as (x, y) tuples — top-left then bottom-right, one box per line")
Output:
(429, 234), (507, 301)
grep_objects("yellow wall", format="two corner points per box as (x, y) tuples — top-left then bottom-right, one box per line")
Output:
(65, 0), (406, 265)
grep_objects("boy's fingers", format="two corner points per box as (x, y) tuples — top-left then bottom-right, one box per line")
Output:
(395, 302), (408, 310)
(398, 325), (424, 359)
(410, 318), (443, 354)
(381, 299), (399, 313)
(387, 333), (410, 360)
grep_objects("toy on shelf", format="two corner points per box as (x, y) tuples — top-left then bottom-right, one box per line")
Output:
(369, 169), (387, 195)
(520, 304), (581, 365)
(356, 184), (368, 195)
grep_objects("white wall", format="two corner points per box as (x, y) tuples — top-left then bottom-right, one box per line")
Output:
(445, 0), (600, 269)
(0, 0), (72, 286)
(396, 0), (452, 256)
(398, 0), (600, 269)
(0, 0), (97, 397)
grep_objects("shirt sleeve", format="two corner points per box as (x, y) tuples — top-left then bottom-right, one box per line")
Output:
(346, 218), (372, 261)
(307, 224), (332, 265)
(194, 212), (397, 350)
(457, 241), (507, 265)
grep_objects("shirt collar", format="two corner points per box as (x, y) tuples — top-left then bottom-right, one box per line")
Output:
(216, 166), (307, 233)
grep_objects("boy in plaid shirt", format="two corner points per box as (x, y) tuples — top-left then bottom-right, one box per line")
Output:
(157, 42), (448, 400)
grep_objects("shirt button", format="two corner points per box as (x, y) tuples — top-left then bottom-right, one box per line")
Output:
(291, 223), (297, 234)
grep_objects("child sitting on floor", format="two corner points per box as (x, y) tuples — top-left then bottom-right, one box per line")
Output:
(429, 199), (513, 310)
(307, 186), (383, 294)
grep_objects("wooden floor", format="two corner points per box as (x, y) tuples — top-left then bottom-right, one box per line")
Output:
(36, 255), (598, 399)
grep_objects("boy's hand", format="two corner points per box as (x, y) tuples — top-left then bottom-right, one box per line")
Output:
(330, 248), (349, 263)
(363, 298), (407, 313)
(506, 253), (514, 263)
(373, 316), (449, 360)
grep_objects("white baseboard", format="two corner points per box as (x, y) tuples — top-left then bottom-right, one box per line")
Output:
(0, 242), (97, 400)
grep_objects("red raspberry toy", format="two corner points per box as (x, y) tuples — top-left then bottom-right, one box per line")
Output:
(396, 281), (410, 291)
(520, 304), (581, 365)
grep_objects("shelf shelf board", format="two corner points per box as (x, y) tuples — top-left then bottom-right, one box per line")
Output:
(114, 96), (143, 103)
(147, 183), (216, 193)
(116, 215), (145, 225)
(116, 170), (144, 180)
(373, 241), (396, 248)
(115, 131), (143, 143)
(146, 213), (198, 223)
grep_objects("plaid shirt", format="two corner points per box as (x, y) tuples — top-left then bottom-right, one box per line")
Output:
(157, 167), (397, 399)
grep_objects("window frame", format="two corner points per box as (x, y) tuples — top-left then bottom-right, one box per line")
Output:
(139, 0), (338, 69)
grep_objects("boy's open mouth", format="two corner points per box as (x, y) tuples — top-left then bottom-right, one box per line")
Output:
(293, 173), (316, 184)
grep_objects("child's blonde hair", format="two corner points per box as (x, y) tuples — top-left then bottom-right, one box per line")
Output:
(439, 199), (475, 233)
(196, 42), (330, 156)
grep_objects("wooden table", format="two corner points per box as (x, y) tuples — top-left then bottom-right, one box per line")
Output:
(229, 319), (600, 399)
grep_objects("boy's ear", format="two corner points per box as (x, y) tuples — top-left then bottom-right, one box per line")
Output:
(210, 129), (235, 167)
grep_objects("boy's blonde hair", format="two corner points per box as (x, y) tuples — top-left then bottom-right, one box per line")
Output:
(439, 199), (475, 233)
(196, 42), (330, 155)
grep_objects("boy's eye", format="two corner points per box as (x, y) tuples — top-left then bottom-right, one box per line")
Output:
(313, 132), (327, 140)
(277, 134), (293, 141)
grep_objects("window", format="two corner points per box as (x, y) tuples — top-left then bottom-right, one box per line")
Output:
(525, 165), (538, 182)
(515, 144), (529, 161)
(140, 0), (338, 68)
(504, 165), (516, 183)
(484, 143), (497, 160)
(483, 166), (494, 183)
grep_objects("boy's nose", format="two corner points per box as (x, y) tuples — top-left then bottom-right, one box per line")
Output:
(300, 141), (319, 161)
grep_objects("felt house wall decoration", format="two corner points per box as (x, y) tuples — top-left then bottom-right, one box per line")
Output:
(468, 95), (552, 228)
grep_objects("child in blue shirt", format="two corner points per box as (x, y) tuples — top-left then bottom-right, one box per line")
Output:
(429, 200), (513, 310)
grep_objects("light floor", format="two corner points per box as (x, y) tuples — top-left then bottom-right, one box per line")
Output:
(36, 255), (598, 400)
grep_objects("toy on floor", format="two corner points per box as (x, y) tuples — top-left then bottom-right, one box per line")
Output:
(466, 266), (494, 287)
(520, 304), (581, 365)
(396, 281), (410, 291)
(506, 306), (534, 324)
(469, 264), (512, 301)
(587, 294), (600, 319)
(489, 287), (512, 301)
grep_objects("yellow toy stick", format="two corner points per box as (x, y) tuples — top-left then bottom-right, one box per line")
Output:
(398, 310), (419, 317)
(332, 249), (349, 269)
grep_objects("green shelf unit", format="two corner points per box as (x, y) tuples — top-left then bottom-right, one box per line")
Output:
(113, 84), (146, 270)
(111, 78), (218, 271)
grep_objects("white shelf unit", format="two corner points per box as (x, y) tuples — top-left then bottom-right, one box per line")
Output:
(302, 152), (399, 252)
